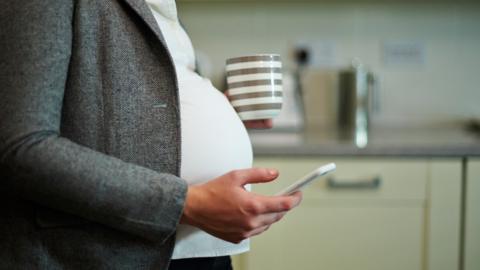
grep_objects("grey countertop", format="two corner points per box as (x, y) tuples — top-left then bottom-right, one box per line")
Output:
(250, 126), (480, 157)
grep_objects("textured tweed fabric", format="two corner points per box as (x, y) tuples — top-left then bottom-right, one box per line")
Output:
(0, 0), (188, 269)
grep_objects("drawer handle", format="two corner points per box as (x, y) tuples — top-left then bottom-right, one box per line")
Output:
(327, 176), (381, 190)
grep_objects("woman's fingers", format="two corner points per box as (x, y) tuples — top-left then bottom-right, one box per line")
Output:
(246, 225), (271, 238)
(250, 192), (303, 214)
(243, 119), (273, 129)
(230, 168), (278, 186)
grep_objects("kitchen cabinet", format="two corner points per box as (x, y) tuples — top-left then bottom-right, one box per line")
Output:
(232, 157), (461, 270)
(465, 159), (480, 270)
(178, 0), (473, 2)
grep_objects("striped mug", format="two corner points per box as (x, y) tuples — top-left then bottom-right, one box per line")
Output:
(225, 54), (283, 121)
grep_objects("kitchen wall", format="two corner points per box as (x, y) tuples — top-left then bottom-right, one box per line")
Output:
(177, 1), (480, 127)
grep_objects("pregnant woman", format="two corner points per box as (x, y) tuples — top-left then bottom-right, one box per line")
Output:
(0, 1), (301, 269)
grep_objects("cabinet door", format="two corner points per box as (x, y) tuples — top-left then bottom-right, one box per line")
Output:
(466, 160), (480, 270)
(237, 158), (461, 270)
(248, 205), (424, 270)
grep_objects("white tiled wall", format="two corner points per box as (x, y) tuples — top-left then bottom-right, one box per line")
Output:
(177, 1), (480, 127)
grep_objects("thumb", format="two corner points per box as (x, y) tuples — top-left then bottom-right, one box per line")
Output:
(232, 168), (279, 186)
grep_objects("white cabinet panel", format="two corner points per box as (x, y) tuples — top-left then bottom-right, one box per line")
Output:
(466, 160), (480, 270)
(426, 161), (462, 270)
(248, 206), (424, 270)
(252, 158), (428, 202)
(233, 158), (462, 270)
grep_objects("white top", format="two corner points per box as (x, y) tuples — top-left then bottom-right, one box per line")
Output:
(145, 0), (253, 259)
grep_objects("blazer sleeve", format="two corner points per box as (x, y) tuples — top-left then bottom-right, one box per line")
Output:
(0, 0), (187, 243)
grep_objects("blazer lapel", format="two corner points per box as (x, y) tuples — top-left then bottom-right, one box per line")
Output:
(120, 0), (168, 48)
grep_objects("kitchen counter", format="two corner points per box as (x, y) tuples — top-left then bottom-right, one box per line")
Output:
(250, 126), (480, 157)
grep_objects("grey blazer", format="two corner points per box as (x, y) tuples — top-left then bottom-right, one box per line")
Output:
(0, 0), (188, 269)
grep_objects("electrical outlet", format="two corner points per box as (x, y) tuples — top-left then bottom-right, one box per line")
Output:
(294, 40), (336, 68)
(382, 41), (425, 67)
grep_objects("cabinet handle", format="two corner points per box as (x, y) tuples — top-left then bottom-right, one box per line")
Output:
(327, 176), (381, 190)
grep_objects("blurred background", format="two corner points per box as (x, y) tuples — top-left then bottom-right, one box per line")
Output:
(177, 0), (480, 269)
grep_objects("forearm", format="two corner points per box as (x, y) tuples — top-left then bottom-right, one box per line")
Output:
(1, 0), (186, 242)
(1, 131), (187, 242)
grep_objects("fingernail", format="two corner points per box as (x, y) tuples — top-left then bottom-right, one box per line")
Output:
(268, 169), (277, 176)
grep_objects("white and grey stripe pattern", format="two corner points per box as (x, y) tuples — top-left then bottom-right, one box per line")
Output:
(226, 55), (283, 120)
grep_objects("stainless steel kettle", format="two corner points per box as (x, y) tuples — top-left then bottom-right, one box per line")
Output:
(337, 60), (379, 147)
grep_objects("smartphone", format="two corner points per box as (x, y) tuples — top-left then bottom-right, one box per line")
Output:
(275, 163), (336, 196)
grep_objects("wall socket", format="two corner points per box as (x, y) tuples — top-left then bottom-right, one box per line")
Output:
(382, 41), (426, 67)
(294, 40), (337, 68)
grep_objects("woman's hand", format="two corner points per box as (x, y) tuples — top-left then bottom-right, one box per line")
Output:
(243, 119), (273, 129)
(180, 168), (302, 244)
